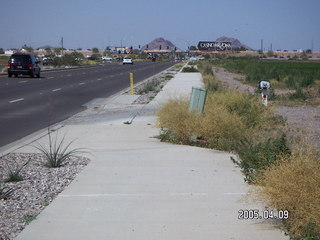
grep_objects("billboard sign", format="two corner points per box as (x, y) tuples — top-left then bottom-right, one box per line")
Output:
(197, 41), (232, 51)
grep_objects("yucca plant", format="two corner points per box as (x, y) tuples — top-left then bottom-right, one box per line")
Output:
(35, 129), (82, 168)
(0, 183), (14, 200)
(4, 156), (31, 182)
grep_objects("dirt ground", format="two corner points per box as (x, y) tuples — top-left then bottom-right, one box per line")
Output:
(212, 66), (320, 148)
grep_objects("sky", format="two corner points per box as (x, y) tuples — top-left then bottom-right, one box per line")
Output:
(1, 0), (320, 51)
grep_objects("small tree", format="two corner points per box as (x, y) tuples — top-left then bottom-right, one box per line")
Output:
(92, 47), (99, 54)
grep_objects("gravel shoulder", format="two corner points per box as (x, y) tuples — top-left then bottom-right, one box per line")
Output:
(212, 66), (320, 148)
(0, 153), (90, 239)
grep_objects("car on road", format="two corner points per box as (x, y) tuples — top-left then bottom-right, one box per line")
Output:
(8, 53), (41, 78)
(102, 56), (113, 62)
(122, 57), (133, 65)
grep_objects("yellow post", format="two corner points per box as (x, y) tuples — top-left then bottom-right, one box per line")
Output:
(130, 72), (134, 95)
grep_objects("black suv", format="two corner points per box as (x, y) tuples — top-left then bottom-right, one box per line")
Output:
(8, 53), (41, 78)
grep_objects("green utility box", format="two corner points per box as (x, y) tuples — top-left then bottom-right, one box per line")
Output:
(189, 87), (207, 113)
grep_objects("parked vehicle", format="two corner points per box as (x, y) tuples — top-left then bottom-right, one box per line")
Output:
(8, 53), (41, 78)
(122, 57), (133, 65)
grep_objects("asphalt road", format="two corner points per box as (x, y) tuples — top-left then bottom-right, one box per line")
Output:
(0, 61), (175, 148)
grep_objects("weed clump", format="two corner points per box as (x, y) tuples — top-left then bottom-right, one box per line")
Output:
(157, 98), (198, 143)
(182, 66), (199, 72)
(256, 149), (320, 239)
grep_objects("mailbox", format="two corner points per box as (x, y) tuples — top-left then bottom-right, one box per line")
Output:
(259, 81), (271, 89)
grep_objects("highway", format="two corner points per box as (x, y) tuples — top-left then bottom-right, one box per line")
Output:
(0, 61), (175, 148)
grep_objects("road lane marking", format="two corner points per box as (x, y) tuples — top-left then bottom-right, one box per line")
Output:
(79, 82), (85, 85)
(52, 88), (62, 92)
(47, 77), (54, 79)
(9, 98), (24, 103)
(18, 80), (28, 83)
(97, 78), (102, 81)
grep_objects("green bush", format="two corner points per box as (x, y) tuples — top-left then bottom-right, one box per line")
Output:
(182, 66), (199, 72)
(236, 135), (290, 183)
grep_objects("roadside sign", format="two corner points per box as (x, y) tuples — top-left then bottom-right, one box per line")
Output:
(197, 41), (232, 51)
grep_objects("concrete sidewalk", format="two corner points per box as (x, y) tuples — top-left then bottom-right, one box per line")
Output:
(14, 72), (287, 239)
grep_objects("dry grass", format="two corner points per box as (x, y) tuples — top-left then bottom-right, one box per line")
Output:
(256, 149), (320, 238)
(202, 74), (223, 92)
(157, 95), (248, 149)
(157, 89), (284, 151)
(157, 98), (198, 143)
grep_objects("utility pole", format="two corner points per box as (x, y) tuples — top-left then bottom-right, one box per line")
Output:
(61, 37), (64, 56)
(261, 39), (263, 53)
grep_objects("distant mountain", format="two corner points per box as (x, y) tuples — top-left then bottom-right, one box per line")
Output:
(142, 37), (177, 50)
(215, 36), (252, 50)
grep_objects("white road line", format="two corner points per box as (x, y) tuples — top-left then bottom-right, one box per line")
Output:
(18, 80), (28, 83)
(97, 78), (102, 81)
(79, 82), (85, 85)
(52, 88), (62, 92)
(47, 77), (54, 79)
(9, 98), (24, 103)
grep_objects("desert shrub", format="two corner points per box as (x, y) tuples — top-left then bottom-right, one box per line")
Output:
(210, 91), (271, 127)
(157, 96), (248, 151)
(202, 74), (222, 92)
(236, 135), (290, 183)
(157, 98), (198, 143)
(256, 149), (320, 238)
(198, 61), (214, 75)
(195, 96), (248, 151)
(182, 66), (199, 72)
(157, 89), (284, 152)
(164, 74), (174, 80)
(137, 79), (161, 94)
